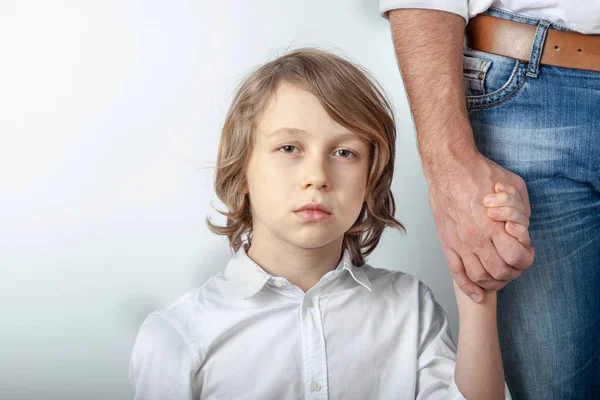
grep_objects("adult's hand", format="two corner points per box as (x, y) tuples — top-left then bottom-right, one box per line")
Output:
(427, 148), (535, 302)
(388, 9), (534, 301)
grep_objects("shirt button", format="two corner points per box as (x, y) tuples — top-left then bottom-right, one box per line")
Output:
(274, 280), (284, 287)
(305, 298), (313, 308)
(311, 381), (321, 391)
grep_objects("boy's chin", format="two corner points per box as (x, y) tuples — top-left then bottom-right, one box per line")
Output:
(284, 232), (344, 250)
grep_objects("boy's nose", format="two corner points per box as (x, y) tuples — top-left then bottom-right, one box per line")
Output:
(304, 176), (330, 191)
(301, 158), (331, 191)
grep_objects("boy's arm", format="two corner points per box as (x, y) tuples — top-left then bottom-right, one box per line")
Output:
(388, 9), (534, 300)
(453, 284), (505, 399)
(451, 181), (534, 398)
(415, 287), (509, 399)
(129, 312), (198, 400)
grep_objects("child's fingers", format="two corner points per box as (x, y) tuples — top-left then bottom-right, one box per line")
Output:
(483, 191), (525, 213)
(487, 206), (530, 228)
(505, 222), (531, 247)
(495, 182), (521, 201)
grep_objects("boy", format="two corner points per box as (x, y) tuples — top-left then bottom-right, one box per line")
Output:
(129, 48), (532, 399)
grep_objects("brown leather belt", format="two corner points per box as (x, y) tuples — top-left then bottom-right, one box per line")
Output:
(466, 14), (600, 73)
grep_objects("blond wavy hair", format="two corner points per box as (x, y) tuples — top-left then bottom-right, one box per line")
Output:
(207, 48), (404, 266)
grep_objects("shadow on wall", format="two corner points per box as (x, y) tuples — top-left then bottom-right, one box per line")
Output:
(115, 245), (232, 333)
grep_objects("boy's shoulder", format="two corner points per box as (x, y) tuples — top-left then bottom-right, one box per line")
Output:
(131, 273), (233, 372)
(140, 271), (234, 337)
(159, 271), (233, 318)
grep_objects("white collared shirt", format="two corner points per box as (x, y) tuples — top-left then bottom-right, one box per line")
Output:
(129, 246), (511, 399)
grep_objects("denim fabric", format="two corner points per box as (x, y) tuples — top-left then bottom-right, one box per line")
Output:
(463, 7), (600, 400)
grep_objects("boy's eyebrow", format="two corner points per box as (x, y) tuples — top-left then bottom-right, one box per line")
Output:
(267, 127), (306, 138)
(267, 127), (363, 141)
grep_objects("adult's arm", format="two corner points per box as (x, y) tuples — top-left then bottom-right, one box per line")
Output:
(388, 8), (534, 301)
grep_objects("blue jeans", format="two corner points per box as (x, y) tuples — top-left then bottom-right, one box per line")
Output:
(463, 7), (600, 400)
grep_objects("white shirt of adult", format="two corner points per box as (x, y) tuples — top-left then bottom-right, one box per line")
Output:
(379, 0), (600, 34)
(129, 245), (511, 399)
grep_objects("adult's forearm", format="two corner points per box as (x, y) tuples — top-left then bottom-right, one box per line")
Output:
(389, 9), (477, 173)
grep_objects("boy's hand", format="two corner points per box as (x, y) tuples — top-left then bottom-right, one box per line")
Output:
(483, 182), (534, 250)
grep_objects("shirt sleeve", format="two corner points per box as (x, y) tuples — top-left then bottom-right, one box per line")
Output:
(129, 311), (200, 400)
(446, 378), (513, 400)
(416, 289), (512, 399)
(379, 0), (469, 24)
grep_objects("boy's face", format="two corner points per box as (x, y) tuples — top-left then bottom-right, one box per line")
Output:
(245, 82), (369, 251)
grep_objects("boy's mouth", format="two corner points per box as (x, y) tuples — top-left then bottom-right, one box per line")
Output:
(294, 203), (332, 222)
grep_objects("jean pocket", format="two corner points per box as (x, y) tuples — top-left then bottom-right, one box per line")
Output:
(463, 47), (528, 109)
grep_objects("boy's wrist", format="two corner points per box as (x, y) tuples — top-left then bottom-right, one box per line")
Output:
(453, 280), (498, 313)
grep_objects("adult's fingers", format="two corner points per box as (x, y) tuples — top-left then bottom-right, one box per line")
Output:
(463, 252), (510, 290)
(444, 247), (485, 303)
(506, 222), (531, 247)
(487, 206), (529, 227)
(491, 230), (535, 270)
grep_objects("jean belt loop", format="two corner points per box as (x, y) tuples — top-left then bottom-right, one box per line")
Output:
(526, 20), (551, 78)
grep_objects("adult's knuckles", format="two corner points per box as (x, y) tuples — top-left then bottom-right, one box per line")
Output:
(490, 266), (512, 280)
(468, 270), (492, 284)
(504, 247), (529, 268)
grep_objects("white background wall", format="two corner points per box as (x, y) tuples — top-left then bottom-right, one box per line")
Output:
(0, 1), (457, 399)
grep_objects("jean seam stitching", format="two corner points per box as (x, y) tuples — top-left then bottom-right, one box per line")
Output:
(488, 7), (540, 24)
(467, 66), (528, 110)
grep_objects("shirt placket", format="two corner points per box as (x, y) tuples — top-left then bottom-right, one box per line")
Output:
(301, 294), (328, 400)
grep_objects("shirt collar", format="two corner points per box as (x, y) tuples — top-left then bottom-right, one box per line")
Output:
(223, 245), (372, 299)
(340, 254), (372, 292)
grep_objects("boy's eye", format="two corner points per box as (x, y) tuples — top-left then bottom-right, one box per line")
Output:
(279, 145), (298, 154)
(334, 149), (355, 158)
